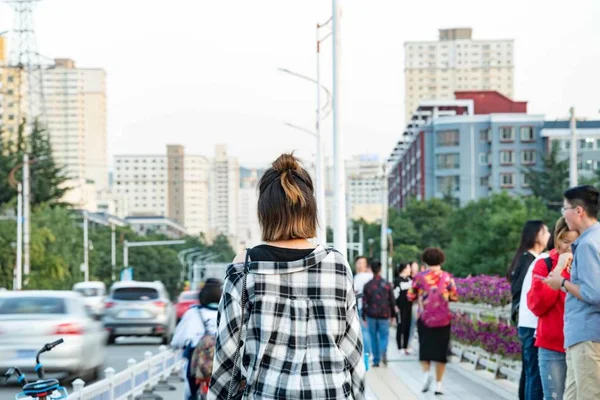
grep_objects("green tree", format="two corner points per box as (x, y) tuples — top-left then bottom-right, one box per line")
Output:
(522, 141), (569, 211)
(207, 234), (236, 262)
(0, 118), (69, 208)
(444, 192), (556, 277)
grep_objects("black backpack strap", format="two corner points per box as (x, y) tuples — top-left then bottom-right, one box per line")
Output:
(544, 257), (553, 273)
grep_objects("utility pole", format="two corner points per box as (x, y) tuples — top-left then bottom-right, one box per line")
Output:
(569, 107), (578, 187)
(315, 22), (328, 245)
(15, 183), (23, 290)
(380, 167), (389, 280)
(83, 211), (89, 282)
(332, 0), (347, 257)
(111, 224), (116, 281)
(22, 153), (30, 285)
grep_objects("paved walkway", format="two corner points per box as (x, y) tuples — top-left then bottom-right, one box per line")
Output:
(364, 328), (518, 399)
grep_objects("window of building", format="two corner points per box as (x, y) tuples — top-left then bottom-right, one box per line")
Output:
(520, 127), (535, 142)
(436, 130), (459, 146)
(436, 153), (460, 169)
(436, 176), (460, 192)
(579, 138), (594, 150)
(480, 176), (489, 187)
(500, 150), (515, 165)
(564, 140), (571, 150)
(479, 153), (490, 165)
(522, 174), (531, 187)
(521, 150), (537, 165)
(500, 173), (515, 188)
(479, 129), (490, 142)
(500, 127), (515, 142)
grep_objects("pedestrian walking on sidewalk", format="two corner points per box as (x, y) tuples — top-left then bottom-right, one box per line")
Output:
(209, 153), (365, 400)
(354, 255), (373, 358)
(408, 248), (458, 396)
(393, 263), (413, 354)
(362, 260), (395, 368)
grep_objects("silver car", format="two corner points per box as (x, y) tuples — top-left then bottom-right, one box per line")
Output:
(102, 281), (176, 344)
(0, 291), (107, 379)
(72, 281), (107, 317)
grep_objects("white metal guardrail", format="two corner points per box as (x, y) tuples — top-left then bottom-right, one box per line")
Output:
(450, 303), (521, 384)
(66, 345), (183, 400)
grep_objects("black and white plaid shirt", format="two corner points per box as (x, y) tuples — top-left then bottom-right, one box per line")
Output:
(208, 245), (365, 399)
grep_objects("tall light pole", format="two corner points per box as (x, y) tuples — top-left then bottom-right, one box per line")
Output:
(332, 0), (347, 257)
(569, 107), (578, 187)
(380, 166), (389, 280)
(83, 211), (89, 282)
(278, 67), (331, 244)
(23, 154), (30, 283)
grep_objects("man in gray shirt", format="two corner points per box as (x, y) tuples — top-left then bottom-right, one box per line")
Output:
(545, 185), (600, 400)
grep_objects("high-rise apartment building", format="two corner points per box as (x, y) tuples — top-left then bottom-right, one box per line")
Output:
(209, 145), (239, 240)
(42, 59), (108, 190)
(404, 28), (514, 123)
(113, 145), (210, 235)
(0, 35), (26, 144)
(345, 155), (384, 223)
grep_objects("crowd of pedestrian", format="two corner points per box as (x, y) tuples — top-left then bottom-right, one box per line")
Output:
(171, 151), (600, 400)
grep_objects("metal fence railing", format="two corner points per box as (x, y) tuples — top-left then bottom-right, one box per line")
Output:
(66, 345), (183, 400)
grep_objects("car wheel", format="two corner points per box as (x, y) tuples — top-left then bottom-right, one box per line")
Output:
(107, 335), (116, 345)
(161, 331), (172, 345)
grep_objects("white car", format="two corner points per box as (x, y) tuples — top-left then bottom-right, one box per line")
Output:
(73, 281), (107, 317)
(0, 291), (107, 379)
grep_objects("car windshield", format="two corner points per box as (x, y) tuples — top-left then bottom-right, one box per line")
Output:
(112, 287), (159, 301)
(179, 292), (198, 301)
(0, 297), (67, 315)
(74, 288), (103, 297)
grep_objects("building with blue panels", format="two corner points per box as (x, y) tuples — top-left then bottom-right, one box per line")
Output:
(388, 91), (545, 209)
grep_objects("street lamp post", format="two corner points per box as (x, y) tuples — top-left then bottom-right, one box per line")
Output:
(278, 67), (331, 245)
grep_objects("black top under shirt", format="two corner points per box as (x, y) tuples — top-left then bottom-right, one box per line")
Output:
(248, 244), (315, 262)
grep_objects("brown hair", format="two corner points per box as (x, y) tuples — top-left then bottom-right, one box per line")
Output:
(258, 153), (317, 241)
(421, 247), (445, 266)
(553, 217), (571, 244)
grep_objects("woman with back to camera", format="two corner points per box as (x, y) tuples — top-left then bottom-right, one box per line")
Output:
(408, 248), (458, 396)
(507, 220), (550, 400)
(208, 153), (365, 400)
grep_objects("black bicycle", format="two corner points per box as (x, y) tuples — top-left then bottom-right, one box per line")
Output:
(2, 339), (69, 400)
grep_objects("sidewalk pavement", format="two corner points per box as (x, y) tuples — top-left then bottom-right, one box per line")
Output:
(364, 327), (518, 400)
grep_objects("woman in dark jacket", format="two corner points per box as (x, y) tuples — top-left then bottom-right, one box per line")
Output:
(507, 220), (550, 400)
(393, 263), (413, 354)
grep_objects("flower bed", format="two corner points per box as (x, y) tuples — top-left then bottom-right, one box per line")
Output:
(451, 311), (521, 361)
(454, 275), (511, 307)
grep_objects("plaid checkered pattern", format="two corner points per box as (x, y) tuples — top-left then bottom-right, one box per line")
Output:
(208, 245), (365, 399)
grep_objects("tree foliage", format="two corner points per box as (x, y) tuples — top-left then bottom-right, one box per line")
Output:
(522, 141), (569, 211)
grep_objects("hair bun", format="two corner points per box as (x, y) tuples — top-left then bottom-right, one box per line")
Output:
(272, 153), (301, 173)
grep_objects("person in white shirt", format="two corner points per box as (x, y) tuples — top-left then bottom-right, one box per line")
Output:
(354, 256), (373, 356)
(171, 278), (222, 400)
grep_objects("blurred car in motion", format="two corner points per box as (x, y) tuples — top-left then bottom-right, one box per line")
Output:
(72, 281), (107, 318)
(102, 281), (176, 345)
(0, 291), (107, 379)
(175, 290), (199, 322)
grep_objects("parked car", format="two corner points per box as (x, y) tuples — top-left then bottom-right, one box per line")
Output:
(0, 290), (107, 379)
(175, 290), (199, 321)
(102, 281), (176, 345)
(72, 281), (107, 317)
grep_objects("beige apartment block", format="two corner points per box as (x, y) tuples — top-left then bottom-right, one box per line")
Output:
(404, 28), (514, 123)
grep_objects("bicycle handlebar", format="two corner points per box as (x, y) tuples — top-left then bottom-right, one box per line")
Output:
(35, 338), (65, 379)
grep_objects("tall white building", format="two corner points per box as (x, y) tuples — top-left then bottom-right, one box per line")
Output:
(209, 145), (239, 241)
(405, 28), (514, 123)
(44, 59), (108, 190)
(113, 145), (210, 235)
(345, 155), (384, 223)
(237, 171), (261, 251)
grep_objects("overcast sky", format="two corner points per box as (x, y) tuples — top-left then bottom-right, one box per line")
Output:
(1, 0), (598, 168)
